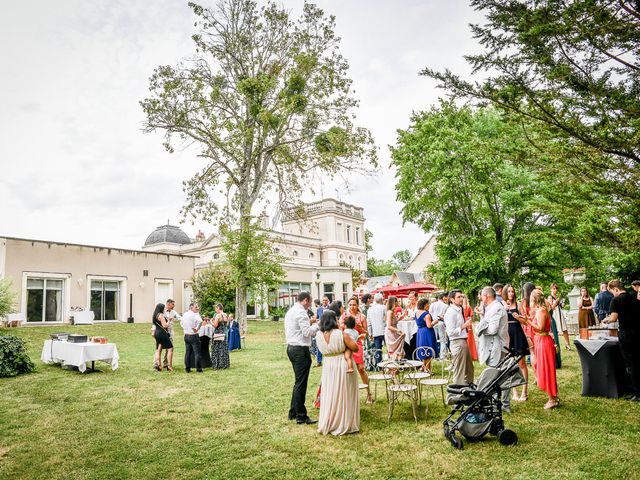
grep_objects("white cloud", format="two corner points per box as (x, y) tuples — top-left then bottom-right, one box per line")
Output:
(0, 0), (484, 259)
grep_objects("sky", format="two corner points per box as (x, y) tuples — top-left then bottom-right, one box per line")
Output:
(0, 0), (484, 260)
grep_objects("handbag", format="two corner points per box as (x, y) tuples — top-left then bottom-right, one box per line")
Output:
(213, 333), (226, 342)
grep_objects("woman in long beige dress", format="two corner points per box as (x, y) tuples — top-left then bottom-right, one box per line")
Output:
(384, 296), (406, 359)
(316, 310), (360, 436)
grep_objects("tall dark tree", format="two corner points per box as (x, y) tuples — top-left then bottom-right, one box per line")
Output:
(422, 0), (640, 253)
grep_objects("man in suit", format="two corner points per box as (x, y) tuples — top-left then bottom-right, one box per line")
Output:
(594, 282), (614, 323)
(477, 286), (511, 411)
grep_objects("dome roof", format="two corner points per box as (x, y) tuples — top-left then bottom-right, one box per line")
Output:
(144, 224), (192, 246)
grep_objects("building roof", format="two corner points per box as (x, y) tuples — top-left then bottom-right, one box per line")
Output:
(393, 271), (416, 286)
(366, 275), (392, 290)
(144, 224), (192, 247)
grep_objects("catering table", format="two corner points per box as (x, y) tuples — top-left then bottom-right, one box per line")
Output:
(70, 310), (95, 325)
(574, 338), (630, 398)
(396, 320), (419, 345)
(41, 340), (119, 373)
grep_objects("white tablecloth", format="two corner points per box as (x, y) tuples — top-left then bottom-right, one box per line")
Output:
(199, 324), (213, 338)
(71, 310), (94, 325)
(41, 340), (119, 373)
(397, 320), (419, 344)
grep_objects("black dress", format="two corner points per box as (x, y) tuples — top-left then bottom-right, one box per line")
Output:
(211, 319), (230, 369)
(507, 307), (529, 355)
(154, 315), (173, 349)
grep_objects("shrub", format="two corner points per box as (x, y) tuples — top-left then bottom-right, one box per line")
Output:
(0, 335), (35, 378)
(0, 277), (17, 318)
(192, 264), (236, 316)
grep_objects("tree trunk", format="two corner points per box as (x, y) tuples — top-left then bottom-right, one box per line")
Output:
(234, 211), (251, 327)
(235, 285), (247, 328)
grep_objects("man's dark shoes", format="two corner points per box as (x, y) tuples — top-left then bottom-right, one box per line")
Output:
(296, 417), (318, 425)
(185, 369), (191, 373)
(197, 369), (203, 373)
(288, 414), (296, 421)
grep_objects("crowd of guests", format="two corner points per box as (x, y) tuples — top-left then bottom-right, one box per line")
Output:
(285, 278), (640, 436)
(151, 300), (242, 372)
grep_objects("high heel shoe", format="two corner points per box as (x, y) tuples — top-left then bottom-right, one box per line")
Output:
(166, 366), (174, 372)
(565, 344), (571, 351)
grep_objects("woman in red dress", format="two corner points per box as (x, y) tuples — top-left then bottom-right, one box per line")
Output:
(520, 282), (537, 368)
(462, 294), (478, 361)
(341, 296), (372, 404)
(527, 289), (559, 409)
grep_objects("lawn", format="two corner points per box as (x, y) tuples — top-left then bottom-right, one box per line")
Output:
(0, 322), (638, 480)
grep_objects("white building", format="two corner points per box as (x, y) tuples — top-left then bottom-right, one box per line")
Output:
(143, 198), (368, 314)
(1, 199), (367, 324)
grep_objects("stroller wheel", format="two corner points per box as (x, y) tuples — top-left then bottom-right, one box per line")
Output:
(498, 429), (518, 446)
(447, 433), (463, 449)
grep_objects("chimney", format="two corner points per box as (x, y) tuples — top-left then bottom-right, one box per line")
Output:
(195, 230), (205, 242)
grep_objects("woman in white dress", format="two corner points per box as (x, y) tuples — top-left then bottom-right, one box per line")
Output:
(315, 310), (360, 436)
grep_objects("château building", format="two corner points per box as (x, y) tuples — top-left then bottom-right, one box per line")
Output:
(0, 198), (367, 324)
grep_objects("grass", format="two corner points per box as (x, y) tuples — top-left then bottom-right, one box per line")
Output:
(0, 322), (638, 480)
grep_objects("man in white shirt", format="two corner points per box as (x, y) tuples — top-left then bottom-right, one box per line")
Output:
(429, 292), (450, 358)
(181, 303), (202, 372)
(477, 286), (511, 411)
(285, 291), (318, 425)
(444, 290), (474, 387)
(367, 293), (387, 368)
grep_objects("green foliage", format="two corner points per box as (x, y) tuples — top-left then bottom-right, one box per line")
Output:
(392, 102), (592, 296)
(0, 335), (35, 378)
(192, 265), (236, 316)
(219, 221), (285, 293)
(367, 258), (401, 277)
(422, 0), (640, 253)
(391, 250), (412, 270)
(0, 278), (17, 318)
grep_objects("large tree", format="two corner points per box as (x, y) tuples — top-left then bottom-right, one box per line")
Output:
(141, 1), (376, 323)
(392, 102), (591, 295)
(422, 0), (640, 253)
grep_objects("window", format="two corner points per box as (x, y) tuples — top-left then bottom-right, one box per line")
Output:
(213, 253), (219, 260)
(346, 225), (352, 243)
(26, 278), (63, 322)
(274, 247), (280, 254)
(292, 250), (298, 257)
(339, 253), (344, 260)
(323, 283), (334, 302)
(342, 282), (350, 304)
(336, 222), (344, 241)
(309, 252), (314, 259)
(91, 280), (121, 321)
(357, 256), (362, 270)
(355, 227), (360, 245)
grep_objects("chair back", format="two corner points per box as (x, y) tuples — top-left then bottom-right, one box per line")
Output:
(412, 346), (433, 362)
(382, 361), (403, 387)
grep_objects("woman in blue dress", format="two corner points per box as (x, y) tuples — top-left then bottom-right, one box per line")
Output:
(227, 314), (241, 351)
(415, 298), (440, 372)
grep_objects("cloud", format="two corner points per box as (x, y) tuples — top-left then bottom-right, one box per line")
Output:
(0, 0), (483, 260)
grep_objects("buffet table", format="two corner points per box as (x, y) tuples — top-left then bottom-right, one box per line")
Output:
(397, 320), (418, 345)
(70, 310), (95, 325)
(41, 340), (119, 373)
(574, 338), (629, 398)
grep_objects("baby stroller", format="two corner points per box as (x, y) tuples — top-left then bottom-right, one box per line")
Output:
(443, 350), (525, 449)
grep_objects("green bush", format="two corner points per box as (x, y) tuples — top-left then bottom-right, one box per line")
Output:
(0, 335), (36, 377)
(0, 277), (17, 318)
